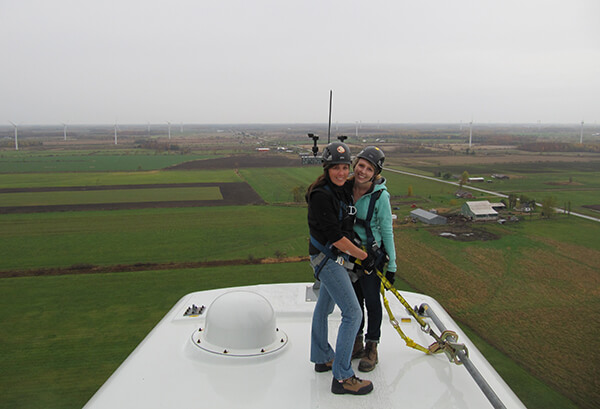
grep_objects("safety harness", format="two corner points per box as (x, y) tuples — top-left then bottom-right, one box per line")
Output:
(354, 189), (383, 249)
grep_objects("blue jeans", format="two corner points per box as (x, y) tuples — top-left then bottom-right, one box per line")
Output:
(353, 271), (382, 342)
(310, 256), (362, 380)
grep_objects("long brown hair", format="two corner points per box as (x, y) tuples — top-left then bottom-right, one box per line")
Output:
(306, 172), (328, 198)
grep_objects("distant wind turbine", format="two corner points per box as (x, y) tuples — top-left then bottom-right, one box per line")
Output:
(167, 121), (171, 139)
(62, 123), (67, 141)
(580, 120), (584, 144)
(469, 120), (473, 148)
(114, 122), (118, 145)
(9, 121), (18, 150)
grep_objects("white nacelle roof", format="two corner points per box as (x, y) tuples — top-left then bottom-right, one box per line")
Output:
(84, 283), (525, 409)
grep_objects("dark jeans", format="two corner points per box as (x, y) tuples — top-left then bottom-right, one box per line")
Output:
(353, 271), (382, 342)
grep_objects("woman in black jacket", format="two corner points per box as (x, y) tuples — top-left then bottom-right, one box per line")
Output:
(306, 141), (376, 396)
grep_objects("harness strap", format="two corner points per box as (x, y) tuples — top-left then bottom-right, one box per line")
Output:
(355, 189), (383, 248)
(310, 235), (356, 279)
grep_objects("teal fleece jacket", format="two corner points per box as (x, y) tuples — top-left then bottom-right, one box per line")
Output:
(353, 177), (397, 272)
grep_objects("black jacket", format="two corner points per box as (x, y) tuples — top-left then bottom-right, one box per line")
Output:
(307, 179), (355, 255)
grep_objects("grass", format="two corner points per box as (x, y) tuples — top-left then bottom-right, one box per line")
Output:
(0, 151), (205, 172)
(459, 326), (579, 409)
(394, 217), (599, 409)
(239, 167), (321, 203)
(395, 161), (600, 218)
(0, 170), (241, 189)
(0, 206), (308, 271)
(0, 187), (222, 206)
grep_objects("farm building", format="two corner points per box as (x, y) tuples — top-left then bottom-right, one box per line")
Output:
(455, 190), (474, 199)
(410, 208), (447, 225)
(467, 177), (485, 183)
(461, 201), (499, 221)
(299, 154), (323, 165)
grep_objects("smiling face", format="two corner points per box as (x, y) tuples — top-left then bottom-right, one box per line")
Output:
(327, 163), (350, 186)
(353, 158), (376, 185)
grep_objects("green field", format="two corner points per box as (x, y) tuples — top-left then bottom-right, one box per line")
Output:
(0, 206), (307, 271)
(1, 149), (598, 409)
(0, 151), (205, 172)
(0, 169), (241, 189)
(408, 160), (600, 218)
(0, 187), (222, 206)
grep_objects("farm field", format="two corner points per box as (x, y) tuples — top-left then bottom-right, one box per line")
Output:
(0, 151), (206, 172)
(394, 217), (599, 409)
(387, 157), (600, 218)
(1, 128), (599, 409)
(0, 186), (222, 207)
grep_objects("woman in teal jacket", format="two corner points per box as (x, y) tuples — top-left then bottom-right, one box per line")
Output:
(350, 146), (397, 372)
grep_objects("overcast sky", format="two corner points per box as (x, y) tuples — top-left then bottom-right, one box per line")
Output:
(1, 0), (599, 125)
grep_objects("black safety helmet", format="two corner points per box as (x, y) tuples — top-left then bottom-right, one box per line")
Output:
(356, 146), (385, 174)
(322, 142), (352, 168)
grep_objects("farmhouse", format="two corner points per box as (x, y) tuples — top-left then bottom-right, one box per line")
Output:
(455, 190), (474, 199)
(410, 208), (447, 225)
(461, 200), (499, 221)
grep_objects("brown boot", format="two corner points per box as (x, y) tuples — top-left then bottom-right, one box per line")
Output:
(331, 375), (373, 395)
(351, 335), (365, 359)
(358, 341), (378, 372)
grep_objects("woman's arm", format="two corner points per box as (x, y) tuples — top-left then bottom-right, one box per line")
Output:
(376, 190), (397, 271)
(333, 236), (368, 260)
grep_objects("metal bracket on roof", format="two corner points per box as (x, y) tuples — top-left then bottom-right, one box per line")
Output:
(183, 304), (205, 317)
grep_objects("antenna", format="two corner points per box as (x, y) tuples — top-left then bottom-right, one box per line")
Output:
(327, 90), (332, 144)
(9, 121), (18, 150)
(580, 120), (584, 144)
(167, 121), (171, 139)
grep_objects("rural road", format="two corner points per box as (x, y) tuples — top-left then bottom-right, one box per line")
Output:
(384, 167), (600, 223)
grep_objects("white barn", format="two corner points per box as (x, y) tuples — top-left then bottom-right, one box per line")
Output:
(461, 201), (499, 221)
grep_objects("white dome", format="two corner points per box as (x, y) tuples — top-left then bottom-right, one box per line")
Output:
(193, 290), (288, 356)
